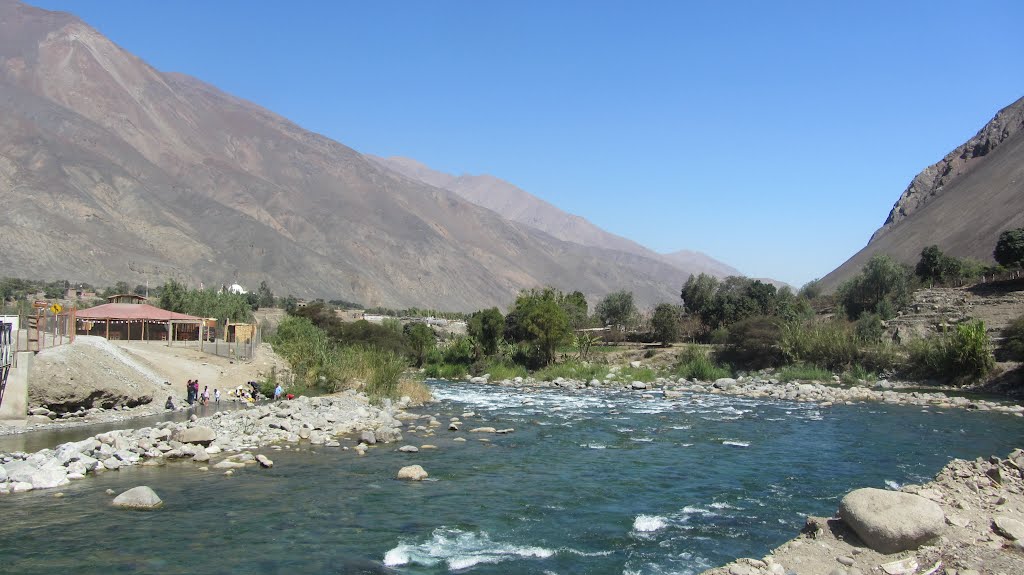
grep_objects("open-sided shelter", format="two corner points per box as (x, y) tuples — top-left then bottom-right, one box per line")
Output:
(76, 295), (205, 341)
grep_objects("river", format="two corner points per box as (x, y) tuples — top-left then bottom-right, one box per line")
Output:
(1, 381), (1022, 575)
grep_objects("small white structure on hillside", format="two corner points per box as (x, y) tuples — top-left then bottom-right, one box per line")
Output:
(227, 283), (248, 295)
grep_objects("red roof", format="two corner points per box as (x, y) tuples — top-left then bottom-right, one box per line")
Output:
(76, 303), (202, 321)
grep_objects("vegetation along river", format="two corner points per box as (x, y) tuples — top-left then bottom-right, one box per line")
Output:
(2, 381), (1023, 575)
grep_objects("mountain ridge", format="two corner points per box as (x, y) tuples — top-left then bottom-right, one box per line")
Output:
(821, 96), (1024, 290)
(369, 155), (744, 279)
(0, 0), (714, 311)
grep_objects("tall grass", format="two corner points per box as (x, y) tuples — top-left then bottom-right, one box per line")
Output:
(905, 320), (994, 384)
(673, 346), (731, 381)
(533, 361), (607, 382)
(270, 316), (411, 401)
(779, 319), (899, 373)
(776, 364), (832, 382)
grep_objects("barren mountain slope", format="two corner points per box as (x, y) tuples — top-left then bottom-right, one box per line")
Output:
(0, 0), (694, 310)
(822, 97), (1024, 290)
(370, 155), (743, 279)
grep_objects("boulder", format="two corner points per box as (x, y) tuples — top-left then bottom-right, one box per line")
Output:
(5, 459), (69, 490)
(256, 454), (273, 468)
(838, 488), (945, 553)
(631, 381), (648, 390)
(174, 427), (217, 446)
(469, 427), (496, 433)
(360, 430), (377, 445)
(398, 445), (419, 453)
(397, 465), (428, 481)
(993, 515), (1024, 541)
(112, 486), (163, 509)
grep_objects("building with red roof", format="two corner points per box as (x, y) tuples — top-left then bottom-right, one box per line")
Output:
(76, 295), (207, 341)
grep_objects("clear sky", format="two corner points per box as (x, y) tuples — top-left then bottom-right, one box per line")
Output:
(27, 0), (1024, 288)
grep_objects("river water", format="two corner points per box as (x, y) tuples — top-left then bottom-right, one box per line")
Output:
(2, 382), (1023, 575)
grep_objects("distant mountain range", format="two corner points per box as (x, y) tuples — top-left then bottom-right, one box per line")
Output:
(821, 96), (1024, 290)
(369, 156), (743, 279)
(0, 0), (745, 311)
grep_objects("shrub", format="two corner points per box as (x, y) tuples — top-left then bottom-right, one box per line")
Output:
(854, 313), (884, 344)
(779, 319), (859, 372)
(533, 361), (606, 382)
(777, 364), (832, 382)
(1001, 315), (1024, 361)
(674, 346), (731, 381)
(904, 320), (995, 383)
(837, 254), (911, 320)
(719, 316), (785, 370)
(396, 378), (433, 404)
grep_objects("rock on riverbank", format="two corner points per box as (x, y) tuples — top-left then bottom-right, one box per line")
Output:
(467, 372), (1024, 416)
(0, 392), (415, 494)
(700, 448), (1024, 575)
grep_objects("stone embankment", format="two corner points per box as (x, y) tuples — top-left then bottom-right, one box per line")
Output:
(700, 449), (1024, 575)
(467, 369), (1024, 416)
(0, 392), (432, 494)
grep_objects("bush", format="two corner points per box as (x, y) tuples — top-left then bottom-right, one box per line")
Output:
(674, 346), (731, 381)
(837, 254), (911, 320)
(904, 320), (995, 384)
(1001, 315), (1024, 361)
(854, 313), (884, 344)
(779, 319), (860, 372)
(533, 361), (606, 382)
(719, 316), (785, 370)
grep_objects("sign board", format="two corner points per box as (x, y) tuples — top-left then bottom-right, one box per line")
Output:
(33, 300), (48, 309)
(49, 303), (63, 314)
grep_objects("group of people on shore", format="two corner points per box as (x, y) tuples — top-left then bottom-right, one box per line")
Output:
(185, 379), (219, 406)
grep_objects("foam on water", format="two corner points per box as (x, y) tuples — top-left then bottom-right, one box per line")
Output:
(722, 440), (750, 448)
(383, 527), (554, 570)
(633, 515), (669, 533)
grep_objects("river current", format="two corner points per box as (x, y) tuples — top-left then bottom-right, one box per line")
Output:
(2, 381), (1023, 575)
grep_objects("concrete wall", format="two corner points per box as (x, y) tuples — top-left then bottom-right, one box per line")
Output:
(0, 351), (31, 423)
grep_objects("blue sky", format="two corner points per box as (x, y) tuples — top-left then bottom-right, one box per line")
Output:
(28, 1), (1024, 288)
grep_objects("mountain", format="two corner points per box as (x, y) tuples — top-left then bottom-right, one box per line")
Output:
(370, 155), (742, 277)
(0, 0), (703, 311)
(821, 96), (1024, 290)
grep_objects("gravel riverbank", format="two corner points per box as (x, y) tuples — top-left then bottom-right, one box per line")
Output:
(700, 448), (1024, 575)
(0, 391), (433, 494)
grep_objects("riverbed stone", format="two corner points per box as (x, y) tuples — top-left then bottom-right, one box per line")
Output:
(992, 515), (1024, 540)
(397, 465), (428, 481)
(174, 426), (217, 446)
(112, 486), (163, 509)
(256, 454), (273, 468)
(399, 445), (419, 453)
(360, 430), (377, 445)
(838, 488), (945, 553)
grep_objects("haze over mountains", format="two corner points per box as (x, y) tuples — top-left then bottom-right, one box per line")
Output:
(370, 155), (742, 279)
(0, 0), (747, 311)
(822, 96), (1024, 290)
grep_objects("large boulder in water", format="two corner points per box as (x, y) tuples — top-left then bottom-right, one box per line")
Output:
(112, 486), (163, 509)
(397, 465), (428, 481)
(838, 488), (944, 553)
(174, 426), (216, 446)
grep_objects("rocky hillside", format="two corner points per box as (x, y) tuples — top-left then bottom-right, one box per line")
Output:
(822, 96), (1024, 290)
(0, 0), (698, 311)
(370, 155), (742, 278)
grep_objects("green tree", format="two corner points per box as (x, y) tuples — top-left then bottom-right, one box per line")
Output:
(681, 273), (719, 317)
(651, 303), (681, 345)
(256, 281), (275, 308)
(596, 290), (636, 341)
(468, 307), (504, 356)
(994, 228), (1024, 268)
(560, 290), (590, 330)
(838, 254), (911, 320)
(506, 288), (570, 365)
(798, 279), (822, 300)
(915, 245), (965, 286)
(404, 322), (435, 367)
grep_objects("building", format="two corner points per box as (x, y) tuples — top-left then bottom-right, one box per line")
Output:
(76, 295), (206, 341)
